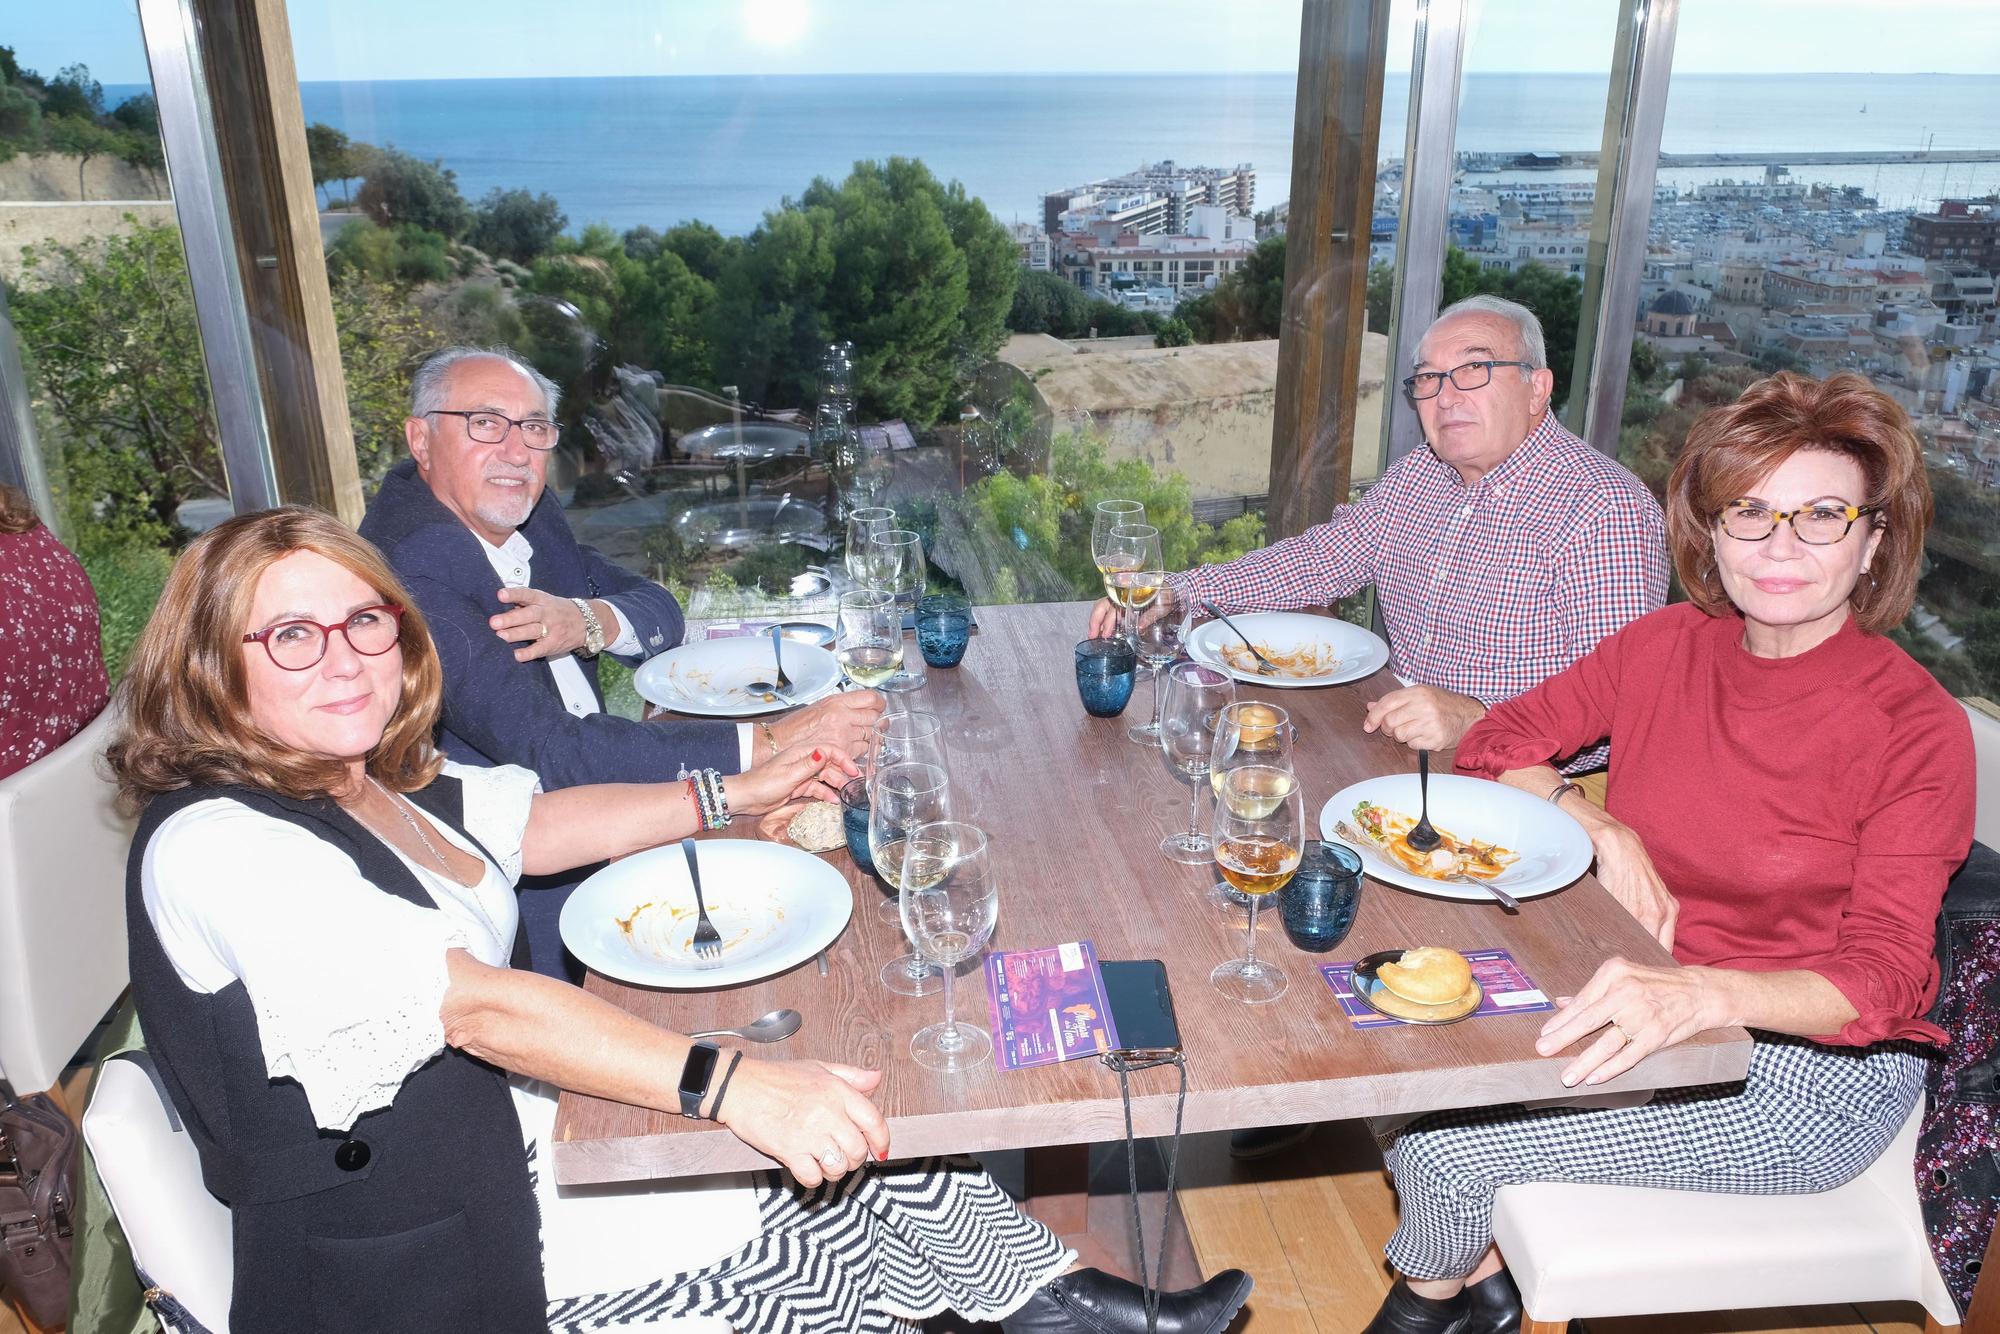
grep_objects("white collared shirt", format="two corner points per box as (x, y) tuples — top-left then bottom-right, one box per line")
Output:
(476, 531), (755, 767)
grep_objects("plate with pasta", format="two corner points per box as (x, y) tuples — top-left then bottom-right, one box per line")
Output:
(1185, 611), (1390, 688)
(1318, 774), (1592, 901)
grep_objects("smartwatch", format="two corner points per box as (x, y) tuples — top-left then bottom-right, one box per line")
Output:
(677, 1040), (722, 1119)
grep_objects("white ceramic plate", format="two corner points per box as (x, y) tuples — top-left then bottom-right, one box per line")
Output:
(1318, 773), (1593, 902)
(634, 637), (841, 717)
(560, 840), (852, 988)
(1186, 612), (1390, 688)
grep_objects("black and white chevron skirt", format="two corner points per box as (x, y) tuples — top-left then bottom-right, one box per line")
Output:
(545, 1156), (1073, 1333)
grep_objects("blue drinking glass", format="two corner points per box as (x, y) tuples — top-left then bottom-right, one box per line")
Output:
(1074, 639), (1138, 717)
(840, 777), (875, 874)
(916, 594), (971, 668)
(1278, 840), (1364, 952)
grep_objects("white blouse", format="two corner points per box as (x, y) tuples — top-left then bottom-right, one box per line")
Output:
(140, 761), (540, 1133)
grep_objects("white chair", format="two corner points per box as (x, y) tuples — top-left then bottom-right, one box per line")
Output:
(1490, 1095), (1957, 1331)
(0, 705), (134, 1096)
(83, 1054), (235, 1331)
(1484, 699), (2000, 1333)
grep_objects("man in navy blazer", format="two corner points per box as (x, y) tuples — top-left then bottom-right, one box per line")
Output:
(361, 347), (881, 979)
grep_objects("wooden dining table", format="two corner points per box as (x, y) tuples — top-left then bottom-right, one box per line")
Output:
(552, 600), (1752, 1187)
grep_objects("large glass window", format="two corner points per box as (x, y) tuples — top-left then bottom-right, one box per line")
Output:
(1623, 3), (2000, 700)
(1, 14), (225, 679)
(285, 0), (1328, 702)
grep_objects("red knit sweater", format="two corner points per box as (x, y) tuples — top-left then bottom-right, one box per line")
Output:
(1456, 602), (1973, 1047)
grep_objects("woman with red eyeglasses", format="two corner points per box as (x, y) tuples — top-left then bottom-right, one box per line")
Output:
(105, 505), (1250, 1334)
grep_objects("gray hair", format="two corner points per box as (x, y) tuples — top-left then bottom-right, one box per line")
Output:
(409, 346), (562, 419)
(1425, 295), (1548, 371)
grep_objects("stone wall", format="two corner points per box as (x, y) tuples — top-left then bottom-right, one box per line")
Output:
(0, 153), (168, 204)
(0, 202), (179, 279)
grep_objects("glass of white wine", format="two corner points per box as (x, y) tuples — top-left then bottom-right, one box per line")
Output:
(837, 589), (902, 689)
(866, 528), (928, 692)
(1208, 701), (1298, 914)
(867, 760), (952, 997)
(1156, 661), (1236, 864)
(1210, 765), (1303, 1004)
(1091, 498), (1146, 592)
(864, 711), (949, 923)
(1101, 522), (1164, 643)
(901, 821), (999, 1073)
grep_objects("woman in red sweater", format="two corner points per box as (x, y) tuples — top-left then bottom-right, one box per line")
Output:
(1363, 372), (1975, 1334)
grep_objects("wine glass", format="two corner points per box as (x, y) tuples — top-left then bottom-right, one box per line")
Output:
(1101, 522), (1165, 643)
(1156, 661), (1235, 864)
(1207, 701), (1298, 914)
(1127, 583), (1191, 746)
(864, 710), (949, 921)
(836, 590), (902, 689)
(843, 506), (896, 584)
(1210, 764), (1303, 1004)
(1091, 498), (1146, 587)
(902, 821), (999, 1073)
(868, 760), (952, 996)
(866, 528), (927, 692)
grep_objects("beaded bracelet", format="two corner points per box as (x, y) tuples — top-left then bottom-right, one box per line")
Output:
(685, 775), (709, 832)
(691, 768), (732, 830)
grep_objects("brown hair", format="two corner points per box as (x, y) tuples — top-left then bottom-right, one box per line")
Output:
(107, 506), (444, 808)
(1665, 371), (1931, 635)
(0, 483), (38, 536)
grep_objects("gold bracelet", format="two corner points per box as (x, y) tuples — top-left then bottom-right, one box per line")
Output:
(758, 721), (779, 758)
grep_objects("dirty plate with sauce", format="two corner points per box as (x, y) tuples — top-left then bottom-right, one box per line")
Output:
(634, 636), (842, 717)
(560, 840), (852, 987)
(1320, 774), (1592, 903)
(1185, 611), (1389, 688)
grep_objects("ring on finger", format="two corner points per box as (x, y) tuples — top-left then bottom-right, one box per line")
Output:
(1611, 1020), (1634, 1043)
(818, 1147), (845, 1171)
(536, 622), (547, 640)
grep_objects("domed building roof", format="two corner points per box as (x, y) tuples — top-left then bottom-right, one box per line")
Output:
(1650, 289), (1699, 316)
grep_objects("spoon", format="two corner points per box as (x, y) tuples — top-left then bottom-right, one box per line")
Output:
(686, 1008), (802, 1043)
(1407, 750), (1442, 854)
(745, 626), (795, 699)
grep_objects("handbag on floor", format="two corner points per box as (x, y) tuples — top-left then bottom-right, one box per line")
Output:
(1, 1089), (81, 1327)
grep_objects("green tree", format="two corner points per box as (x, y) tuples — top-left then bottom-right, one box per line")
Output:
(713, 157), (1013, 425)
(329, 269), (445, 485)
(0, 84), (38, 143)
(12, 223), (222, 541)
(470, 187), (567, 264)
(108, 93), (157, 138)
(43, 63), (103, 120)
(356, 148), (471, 238)
(621, 249), (716, 385)
(1155, 317), (1194, 348)
(1181, 235), (1288, 343)
(0, 46), (21, 86)
(1366, 260), (1394, 334)
(305, 122), (354, 207)
(1008, 269), (1089, 335)
(1962, 608), (2000, 698)
(44, 115), (119, 201)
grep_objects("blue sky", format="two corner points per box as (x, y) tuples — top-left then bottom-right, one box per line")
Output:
(10, 0), (2000, 87)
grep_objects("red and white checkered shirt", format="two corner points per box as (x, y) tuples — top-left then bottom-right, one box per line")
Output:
(1169, 413), (1666, 772)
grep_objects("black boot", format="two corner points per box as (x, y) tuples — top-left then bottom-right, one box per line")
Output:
(1460, 1269), (1523, 1334)
(1000, 1267), (1252, 1333)
(1360, 1278), (1468, 1334)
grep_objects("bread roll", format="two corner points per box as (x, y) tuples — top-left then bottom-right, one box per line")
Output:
(1376, 946), (1474, 1006)
(785, 801), (844, 853)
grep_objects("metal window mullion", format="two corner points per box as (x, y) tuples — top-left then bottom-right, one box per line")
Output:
(1568, 0), (1682, 455)
(136, 0), (279, 513)
(0, 285), (57, 528)
(1382, 0), (1469, 470)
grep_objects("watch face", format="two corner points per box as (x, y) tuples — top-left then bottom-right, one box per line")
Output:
(679, 1042), (721, 1097)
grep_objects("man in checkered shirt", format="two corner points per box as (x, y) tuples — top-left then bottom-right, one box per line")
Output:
(1092, 294), (1666, 775)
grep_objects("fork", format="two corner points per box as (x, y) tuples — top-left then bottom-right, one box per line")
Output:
(681, 838), (724, 960)
(769, 625), (795, 695)
(1331, 819), (1520, 913)
(1196, 600), (1280, 675)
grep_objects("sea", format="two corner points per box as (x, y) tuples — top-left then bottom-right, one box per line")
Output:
(276, 71), (2000, 236)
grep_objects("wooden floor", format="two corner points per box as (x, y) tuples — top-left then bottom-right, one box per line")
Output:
(1172, 1118), (1931, 1334)
(3, 1089), (1932, 1334)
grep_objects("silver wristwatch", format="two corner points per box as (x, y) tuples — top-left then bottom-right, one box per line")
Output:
(570, 597), (605, 656)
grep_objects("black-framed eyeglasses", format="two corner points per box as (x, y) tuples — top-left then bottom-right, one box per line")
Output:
(1718, 500), (1881, 545)
(243, 604), (405, 671)
(427, 409), (561, 450)
(1401, 359), (1536, 401)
